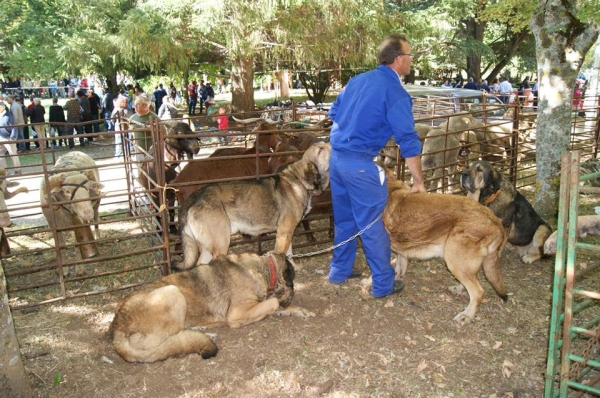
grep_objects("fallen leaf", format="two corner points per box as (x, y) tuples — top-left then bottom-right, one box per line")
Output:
(493, 341), (502, 350)
(416, 360), (428, 374)
(384, 300), (394, 308)
(479, 341), (489, 347)
(580, 262), (588, 269)
(432, 372), (444, 383)
(502, 359), (513, 378)
(424, 335), (435, 342)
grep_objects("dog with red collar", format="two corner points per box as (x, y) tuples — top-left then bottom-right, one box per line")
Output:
(110, 252), (314, 363)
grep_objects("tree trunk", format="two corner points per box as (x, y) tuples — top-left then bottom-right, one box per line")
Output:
(530, 0), (599, 218)
(299, 71), (330, 104)
(0, 264), (32, 398)
(277, 70), (291, 98)
(464, 17), (485, 81)
(231, 56), (255, 113)
(485, 30), (529, 83)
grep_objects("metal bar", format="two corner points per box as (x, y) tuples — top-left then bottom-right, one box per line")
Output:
(545, 152), (573, 397)
(559, 150), (582, 396)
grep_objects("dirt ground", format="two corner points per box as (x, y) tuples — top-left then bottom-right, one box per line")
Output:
(7, 139), (600, 398)
(13, 243), (592, 398)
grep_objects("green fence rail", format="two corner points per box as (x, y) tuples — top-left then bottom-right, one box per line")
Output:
(545, 150), (600, 397)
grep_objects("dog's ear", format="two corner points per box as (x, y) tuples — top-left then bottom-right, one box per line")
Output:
(490, 167), (503, 192)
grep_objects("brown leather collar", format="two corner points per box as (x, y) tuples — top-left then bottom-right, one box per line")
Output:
(484, 189), (501, 205)
(266, 254), (278, 293)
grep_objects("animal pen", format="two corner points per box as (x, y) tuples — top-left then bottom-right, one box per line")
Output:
(1, 96), (599, 310)
(0, 95), (599, 391)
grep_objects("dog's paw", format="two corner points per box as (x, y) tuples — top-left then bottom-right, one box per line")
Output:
(453, 311), (474, 325)
(275, 306), (315, 318)
(521, 254), (541, 264)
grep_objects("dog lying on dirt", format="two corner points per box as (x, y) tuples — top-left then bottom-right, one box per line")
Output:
(174, 142), (331, 270)
(110, 252), (314, 363)
(460, 160), (552, 263)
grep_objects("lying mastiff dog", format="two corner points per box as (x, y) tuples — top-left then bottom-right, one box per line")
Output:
(110, 252), (314, 363)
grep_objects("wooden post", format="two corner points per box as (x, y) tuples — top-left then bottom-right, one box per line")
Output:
(0, 263), (32, 397)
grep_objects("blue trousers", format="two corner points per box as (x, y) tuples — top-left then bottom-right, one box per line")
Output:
(188, 98), (197, 115)
(328, 151), (395, 297)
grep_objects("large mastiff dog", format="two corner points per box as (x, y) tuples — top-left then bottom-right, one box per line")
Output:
(110, 252), (313, 363)
(460, 160), (552, 263)
(379, 169), (508, 324)
(175, 142), (331, 270)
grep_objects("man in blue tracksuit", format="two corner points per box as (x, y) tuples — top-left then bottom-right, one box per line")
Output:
(328, 33), (426, 298)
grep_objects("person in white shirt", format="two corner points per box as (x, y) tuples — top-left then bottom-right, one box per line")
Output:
(498, 77), (513, 104)
(5, 95), (25, 151)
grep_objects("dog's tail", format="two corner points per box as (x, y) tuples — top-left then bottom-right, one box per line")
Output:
(482, 234), (508, 302)
(112, 330), (218, 363)
(172, 224), (201, 271)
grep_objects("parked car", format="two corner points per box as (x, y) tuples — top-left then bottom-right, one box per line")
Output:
(404, 85), (508, 119)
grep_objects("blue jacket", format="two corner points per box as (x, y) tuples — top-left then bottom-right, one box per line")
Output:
(0, 111), (15, 139)
(328, 65), (421, 158)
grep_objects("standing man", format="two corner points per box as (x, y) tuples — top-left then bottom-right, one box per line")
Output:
(464, 77), (478, 90)
(101, 87), (115, 133)
(87, 89), (101, 135)
(198, 80), (207, 114)
(187, 80), (198, 115)
(499, 77), (513, 104)
(26, 98), (46, 149)
(327, 33), (426, 299)
(49, 97), (66, 147)
(0, 101), (22, 174)
(77, 89), (92, 144)
(153, 83), (168, 112)
(5, 95), (25, 152)
(64, 92), (82, 148)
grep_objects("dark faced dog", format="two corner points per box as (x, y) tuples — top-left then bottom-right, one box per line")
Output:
(460, 160), (552, 263)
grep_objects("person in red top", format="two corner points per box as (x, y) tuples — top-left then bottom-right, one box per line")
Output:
(573, 84), (583, 111)
(217, 107), (229, 130)
(188, 80), (198, 115)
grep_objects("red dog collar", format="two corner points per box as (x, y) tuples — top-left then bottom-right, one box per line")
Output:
(266, 254), (277, 293)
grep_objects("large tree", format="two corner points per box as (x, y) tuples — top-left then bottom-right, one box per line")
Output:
(530, 0), (599, 217)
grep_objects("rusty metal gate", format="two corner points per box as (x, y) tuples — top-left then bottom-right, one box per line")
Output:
(545, 150), (600, 397)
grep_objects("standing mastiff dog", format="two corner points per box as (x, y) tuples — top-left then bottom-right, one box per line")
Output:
(378, 171), (508, 324)
(110, 252), (314, 363)
(460, 160), (552, 263)
(174, 142), (331, 270)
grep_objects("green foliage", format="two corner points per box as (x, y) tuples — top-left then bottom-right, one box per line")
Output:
(1, 0), (594, 95)
(52, 372), (62, 387)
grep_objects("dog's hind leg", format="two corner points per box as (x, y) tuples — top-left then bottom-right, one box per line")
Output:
(481, 250), (508, 301)
(520, 224), (552, 263)
(112, 286), (218, 362)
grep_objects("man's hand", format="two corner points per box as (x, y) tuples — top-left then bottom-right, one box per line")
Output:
(410, 182), (426, 193)
(405, 155), (426, 193)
